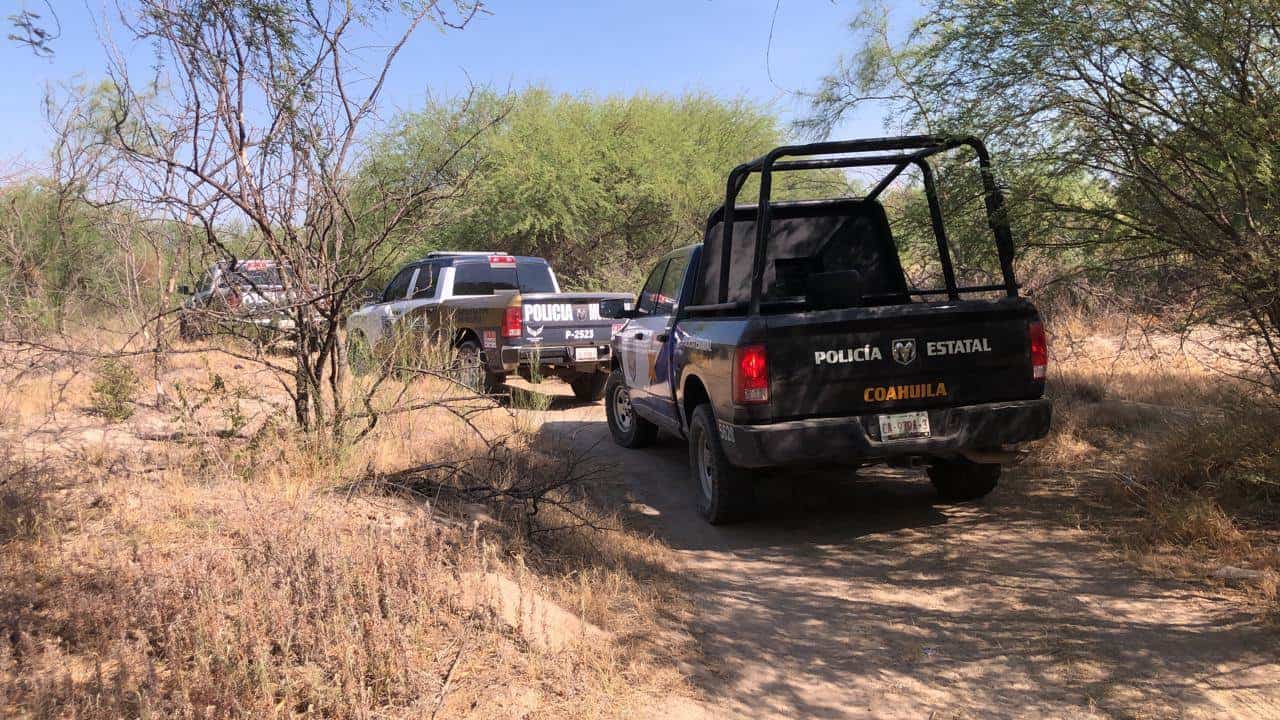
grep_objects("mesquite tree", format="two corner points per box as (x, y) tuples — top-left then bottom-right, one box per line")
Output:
(104, 0), (493, 430)
(808, 0), (1280, 391)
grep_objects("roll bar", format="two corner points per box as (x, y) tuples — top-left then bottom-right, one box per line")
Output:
(709, 135), (1018, 313)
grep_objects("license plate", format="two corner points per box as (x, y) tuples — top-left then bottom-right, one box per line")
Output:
(573, 347), (599, 362)
(878, 411), (931, 440)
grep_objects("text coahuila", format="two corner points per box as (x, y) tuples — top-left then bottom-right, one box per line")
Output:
(863, 382), (948, 402)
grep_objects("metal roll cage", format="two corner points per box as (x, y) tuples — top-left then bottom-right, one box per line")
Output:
(707, 134), (1018, 314)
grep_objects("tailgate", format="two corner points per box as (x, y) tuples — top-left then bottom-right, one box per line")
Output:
(765, 300), (1040, 420)
(519, 293), (628, 345)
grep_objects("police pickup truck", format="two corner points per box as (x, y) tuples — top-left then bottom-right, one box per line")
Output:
(346, 252), (631, 399)
(600, 136), (1052, 523)
(178, 259), (310, 342)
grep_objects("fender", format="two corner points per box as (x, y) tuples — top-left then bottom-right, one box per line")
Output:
(676, 371), (711, 438)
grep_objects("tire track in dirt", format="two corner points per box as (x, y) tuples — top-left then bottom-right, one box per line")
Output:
(526, 383), (1280, 719)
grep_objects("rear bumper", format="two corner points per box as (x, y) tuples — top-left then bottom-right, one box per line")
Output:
(721, 399), (1052, 468)
(495, 344), (612, 375)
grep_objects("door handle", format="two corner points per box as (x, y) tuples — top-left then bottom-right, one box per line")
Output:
(633, 332), (646, 340)
(655, 333), (669, 342)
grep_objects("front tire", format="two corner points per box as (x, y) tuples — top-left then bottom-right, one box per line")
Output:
(605, 369), (657, 448)
(346, 330), (374, 376)
(928, 460), (1000, 502)
(178, 314), (200, 341)
(688, 404), (754, 525)
(568, 372), (608, 401)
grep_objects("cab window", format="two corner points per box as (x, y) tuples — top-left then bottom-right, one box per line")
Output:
(655, 252), (689, 315)
(411, 263), (440, 299)
(637, 259), (670, 316)
(453, 262), (488, 295)
(381, 266), (416, 303)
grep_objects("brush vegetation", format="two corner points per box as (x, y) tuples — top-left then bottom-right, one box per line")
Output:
(0, 339), (693, 718)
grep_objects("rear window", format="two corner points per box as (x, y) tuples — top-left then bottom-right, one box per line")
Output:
(515, 261), (556, 294)
(453, 259), (556, 295)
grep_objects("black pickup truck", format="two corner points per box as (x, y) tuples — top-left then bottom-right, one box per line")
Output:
(600, 136), (1052, 523)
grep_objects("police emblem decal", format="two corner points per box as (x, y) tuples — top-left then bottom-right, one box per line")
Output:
(891, 338), (917, 366)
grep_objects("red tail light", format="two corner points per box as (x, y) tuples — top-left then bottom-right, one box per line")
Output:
(489, 254), (516, 268)
(1029, 320), (1047, 380)
(733, 344), (769, 404)
(502, 305), (522, 338)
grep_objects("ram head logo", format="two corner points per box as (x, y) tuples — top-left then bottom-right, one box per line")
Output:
(891, 338), (917, 366)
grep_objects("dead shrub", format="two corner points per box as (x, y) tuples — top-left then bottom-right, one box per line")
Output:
(0, 337), (689, 718)
(0, 460), (52, 544)
(1138, 490), (1248, 550)
(4, 498), (508, 718)
(1030, 317), (1279, 609)
(1144, 402), (1280, 516)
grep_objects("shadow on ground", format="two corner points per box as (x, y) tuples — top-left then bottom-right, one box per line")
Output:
(523, 380), (1280, 720)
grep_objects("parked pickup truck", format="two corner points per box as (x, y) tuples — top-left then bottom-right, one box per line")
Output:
(346, 252), (632, 399)
(600, 136), (1052, 524)
(178, 259), (310, 342)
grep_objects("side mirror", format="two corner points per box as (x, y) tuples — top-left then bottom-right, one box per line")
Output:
(599, 298), (636, 319)
(178, 284), (192, 295)
(358, 288), (378, 306)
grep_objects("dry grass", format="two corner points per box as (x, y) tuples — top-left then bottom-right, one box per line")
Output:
(1033, 309), (1280, 609)
(0, 338), (693, 718)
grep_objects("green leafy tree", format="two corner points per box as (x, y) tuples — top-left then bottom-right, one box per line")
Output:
(808, 0), (1280, 390)
(362, 89), (848, 291)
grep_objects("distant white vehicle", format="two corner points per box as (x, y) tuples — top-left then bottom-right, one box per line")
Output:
(178, 260), (310, 341)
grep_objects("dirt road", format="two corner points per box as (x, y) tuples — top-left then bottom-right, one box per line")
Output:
(528, 386), (1280, 719)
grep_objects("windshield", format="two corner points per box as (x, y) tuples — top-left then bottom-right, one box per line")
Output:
(516, 261), (557, 293)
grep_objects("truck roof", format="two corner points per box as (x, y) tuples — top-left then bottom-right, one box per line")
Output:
(424, 251), (506, 258)
(418, 252), (548, 265)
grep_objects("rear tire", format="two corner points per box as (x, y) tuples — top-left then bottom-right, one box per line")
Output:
(605, 368), (657, 448)
(455, 340), (506, 394)
(454, 340), (485, 391)
(688, 404), (754, 525)
(928, 460), (1000, 502)
(568, 372), (608, 401)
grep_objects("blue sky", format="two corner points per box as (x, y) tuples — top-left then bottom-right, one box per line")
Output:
(0, 1), (922, 173)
